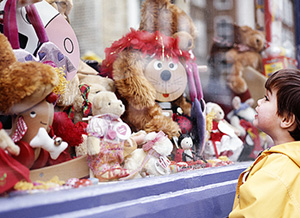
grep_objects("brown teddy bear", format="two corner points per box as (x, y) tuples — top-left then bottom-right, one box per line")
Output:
(101, 0), (198, 139)
(206, 24), (265, 114)
(225, 25), (265, 94)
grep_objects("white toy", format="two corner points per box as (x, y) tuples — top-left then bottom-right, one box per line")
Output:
(227, 96), (256, 137)
(204, 102), (243, 161)
(123, 131), (173, 179)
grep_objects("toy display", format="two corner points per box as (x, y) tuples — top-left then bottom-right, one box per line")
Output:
(2, 0), (295, 207)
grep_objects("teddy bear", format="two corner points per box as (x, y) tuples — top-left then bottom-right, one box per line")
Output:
(100, 0), (200, 139)
(0, 32), (68, 169)
(204, 102), (243, 161)
(122, 131), (173, 179)
(85, 91), (132, 181)
(206, 24), (265, 115)
(225, 25), (265, 94)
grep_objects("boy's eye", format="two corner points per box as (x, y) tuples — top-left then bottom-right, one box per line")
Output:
(264, 95), (269, 101)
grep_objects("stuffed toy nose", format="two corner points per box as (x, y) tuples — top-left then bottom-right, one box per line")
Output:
(160, 70), (171, 81)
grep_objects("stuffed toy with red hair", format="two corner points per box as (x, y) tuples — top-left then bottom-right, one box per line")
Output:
(101, 0), (203, 143)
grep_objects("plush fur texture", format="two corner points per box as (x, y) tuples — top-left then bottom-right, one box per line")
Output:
(139, 0), (196, 39)
(111, 0), (198, 139)
(0, 33), (58, 114)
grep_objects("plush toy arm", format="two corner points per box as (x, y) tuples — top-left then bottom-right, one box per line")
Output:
(229, 116), (246, 137)
(87, 136), (100, 155)
(113, 50), (156, 110)
(0, 129), (20, 156)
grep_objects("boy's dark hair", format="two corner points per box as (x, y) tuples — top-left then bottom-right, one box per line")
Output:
(265, 69), (300, 140)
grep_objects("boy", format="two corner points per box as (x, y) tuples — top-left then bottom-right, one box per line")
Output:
(229, 69), (300, 217)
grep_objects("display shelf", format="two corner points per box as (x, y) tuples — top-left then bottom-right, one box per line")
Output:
(0, 161), (251, 218)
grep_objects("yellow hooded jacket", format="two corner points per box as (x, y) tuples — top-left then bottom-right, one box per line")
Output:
(229, 141), (300, 218)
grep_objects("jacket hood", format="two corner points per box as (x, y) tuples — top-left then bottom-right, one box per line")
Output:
(265, 141), (300, 167)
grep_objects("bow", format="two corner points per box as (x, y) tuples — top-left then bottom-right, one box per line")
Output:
(79, 84), (92, 117)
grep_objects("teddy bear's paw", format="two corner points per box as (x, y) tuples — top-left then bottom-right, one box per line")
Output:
(227, 76), (247, 94)
(225, 49), (238, 63)
(145, 116), (180, 139)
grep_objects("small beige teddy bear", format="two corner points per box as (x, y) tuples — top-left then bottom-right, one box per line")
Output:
(85, 91), (132, 181)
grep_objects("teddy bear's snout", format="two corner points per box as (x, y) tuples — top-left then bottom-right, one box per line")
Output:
(160, 70), (171, 81)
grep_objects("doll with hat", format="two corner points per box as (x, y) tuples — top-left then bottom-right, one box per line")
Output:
(0, 32), (67, 170)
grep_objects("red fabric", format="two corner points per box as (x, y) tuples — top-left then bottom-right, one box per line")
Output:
(0, 148), (30, 194)
(31, 149), (50, 170)
(210, 121), (224, 142)
(12, 141), (35, 169)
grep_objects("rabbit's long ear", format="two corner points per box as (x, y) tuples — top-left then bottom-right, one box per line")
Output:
(0, 33), (17, 72)
(139, 0), (173, 35)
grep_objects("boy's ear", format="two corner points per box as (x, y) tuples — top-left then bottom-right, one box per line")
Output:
(280, 114), (296, 130)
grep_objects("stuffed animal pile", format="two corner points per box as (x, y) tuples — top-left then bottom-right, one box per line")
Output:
(0, 0), (272, 193)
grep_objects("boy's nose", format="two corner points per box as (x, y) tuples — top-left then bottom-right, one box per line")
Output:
(257, 98), (262, 106)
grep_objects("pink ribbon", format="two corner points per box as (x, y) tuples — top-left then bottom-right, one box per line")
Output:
(142, 131), (166, 152)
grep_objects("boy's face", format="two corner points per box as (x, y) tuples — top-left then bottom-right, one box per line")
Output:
(254, 89), (281, 137)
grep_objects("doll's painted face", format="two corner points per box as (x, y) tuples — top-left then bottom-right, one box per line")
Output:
(144, 58), (187, 102)
(19, 100), (54, 144)
(254, 89), (280, 137)
(180, 136), (193, 150)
